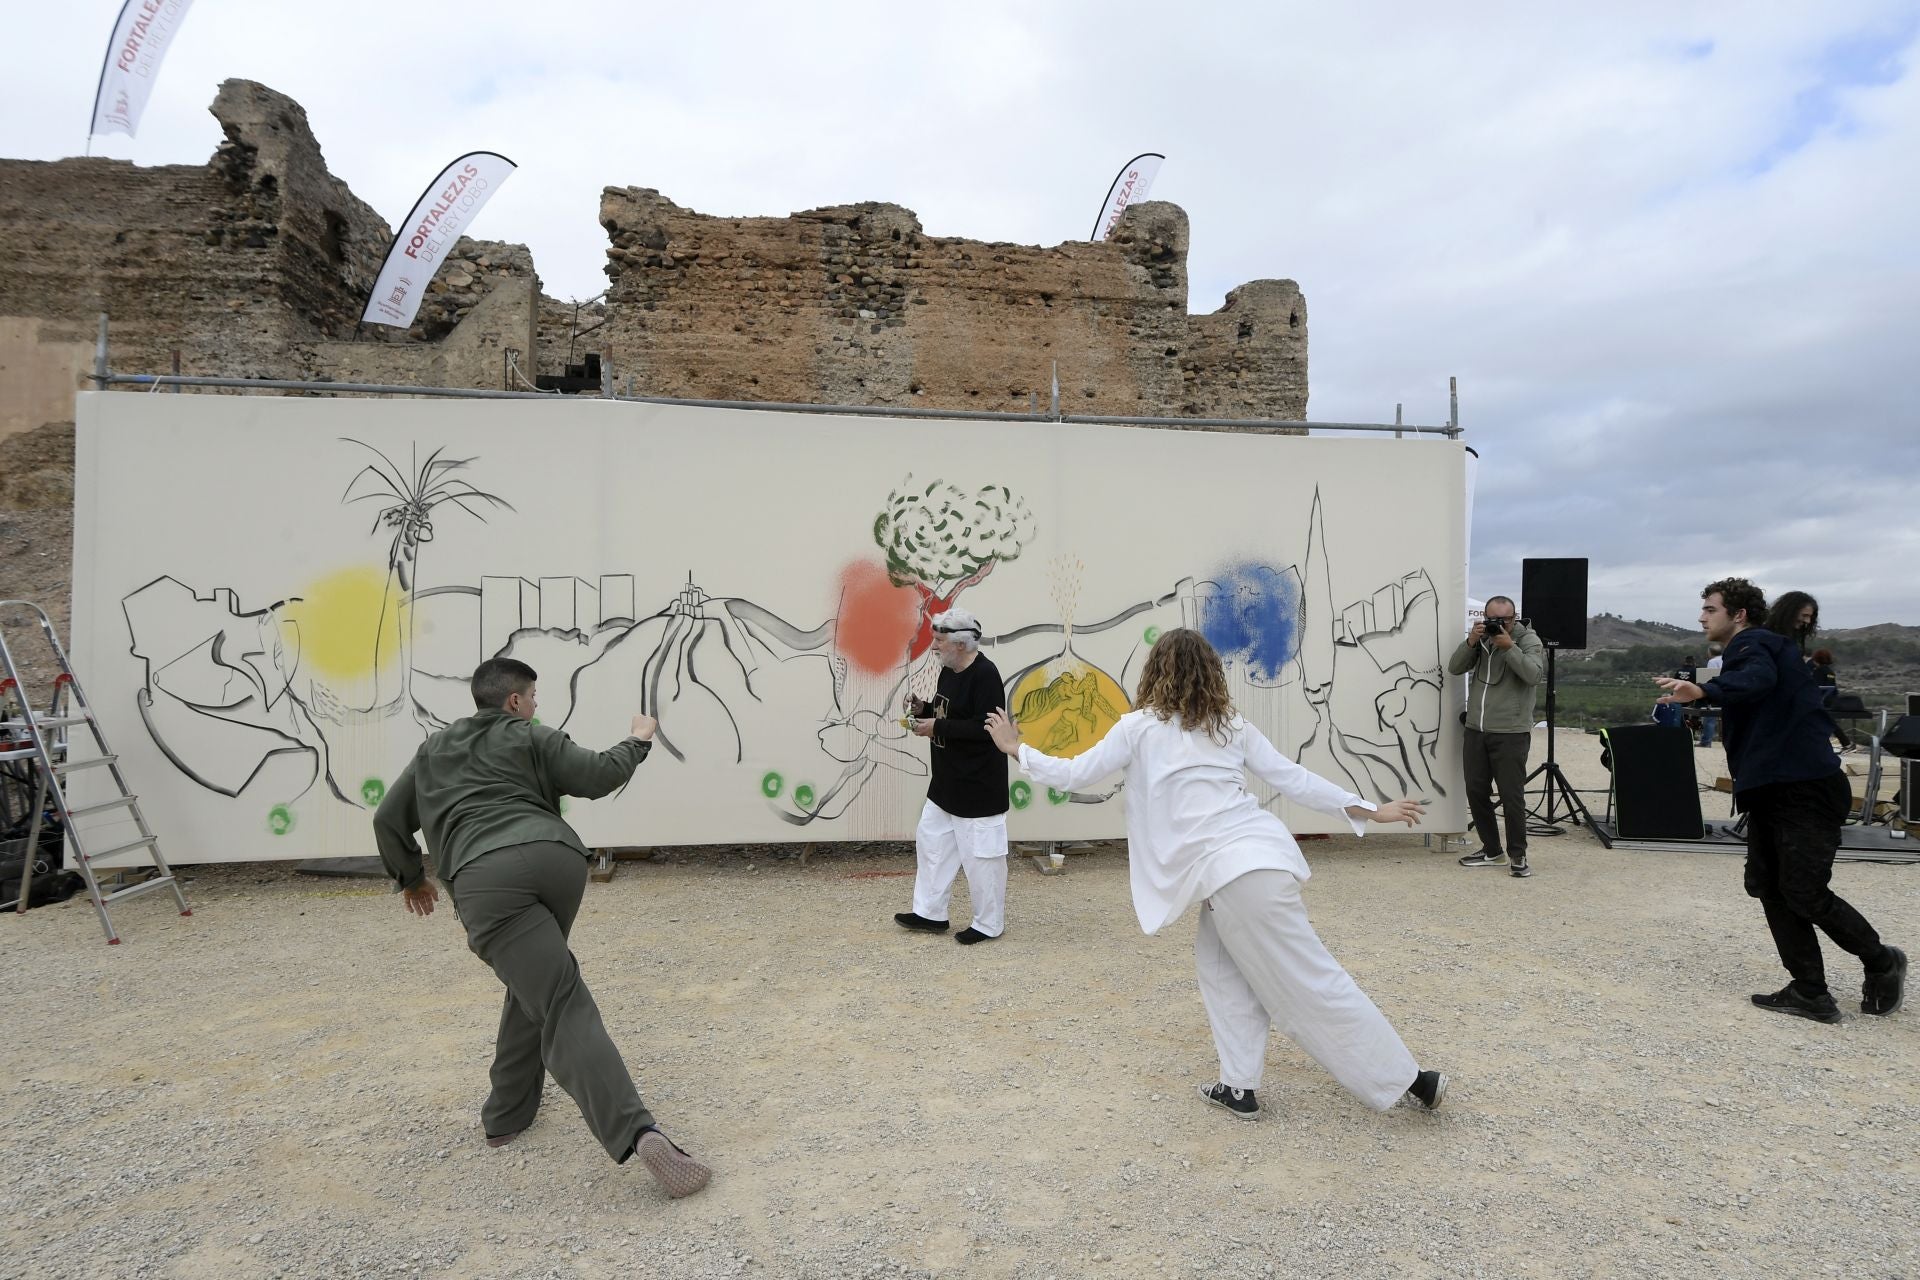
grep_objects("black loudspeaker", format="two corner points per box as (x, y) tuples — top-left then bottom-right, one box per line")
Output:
(1605, 723), (1703, 839)
(1521, 558), (1589, 650)
(1881, 715), (1920, 760)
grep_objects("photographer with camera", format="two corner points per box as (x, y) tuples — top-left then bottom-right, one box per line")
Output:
(1447, 597), (1545, 877)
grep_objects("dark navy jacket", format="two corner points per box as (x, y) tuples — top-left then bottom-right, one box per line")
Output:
(1699, 626), (1839, 794)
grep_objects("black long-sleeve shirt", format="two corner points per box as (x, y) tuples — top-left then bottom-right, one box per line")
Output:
(910, 654), (1009, 818)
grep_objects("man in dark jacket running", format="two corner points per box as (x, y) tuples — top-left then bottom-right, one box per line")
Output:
(1656, 578), (1906, 1022)
(375, 657), (711, 1197)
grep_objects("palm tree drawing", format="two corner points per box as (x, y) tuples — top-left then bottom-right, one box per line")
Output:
(336, 440), (514, 720)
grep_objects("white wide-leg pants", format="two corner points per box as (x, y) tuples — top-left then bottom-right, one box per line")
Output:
(1195, 868), (1418, 1111)
(911, 800), (1008, 937)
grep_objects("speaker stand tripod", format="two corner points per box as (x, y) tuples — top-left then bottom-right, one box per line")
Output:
(1525, 645), (1592, 833)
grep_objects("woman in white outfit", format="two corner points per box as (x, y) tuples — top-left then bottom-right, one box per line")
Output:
(983, 628), (1447, 1120)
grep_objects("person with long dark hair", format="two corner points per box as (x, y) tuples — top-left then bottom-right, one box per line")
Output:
(982, 628), (1447, 1120)
(1765, 591), (1820, 653)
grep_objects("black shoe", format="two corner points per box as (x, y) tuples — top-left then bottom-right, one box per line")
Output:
(894, 912), (949, 933)
(1405, 1069), (1448, 1111)
(954, 926), (997, 945)
(1863, 946), (1907, 1016)
(1751, 984), (1842, 1023)
(1457, 849), (1506, 868)
(1196, 1082), (1260, 1121)
(1509, 855), (1532, 879)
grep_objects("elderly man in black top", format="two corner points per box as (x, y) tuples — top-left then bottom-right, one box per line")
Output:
(893, 607), (1012, 944)
(1657, 578), (1906, 1022)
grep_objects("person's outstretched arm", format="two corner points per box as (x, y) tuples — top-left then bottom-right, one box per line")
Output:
(536, 713), (659, 798)
(1657, 637), (1776, 706)
(985, 708), (1133, 792)
(1242, 722), (1426, 830)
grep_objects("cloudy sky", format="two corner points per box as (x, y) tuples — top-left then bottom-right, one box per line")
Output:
(6, 3), (1917, 627)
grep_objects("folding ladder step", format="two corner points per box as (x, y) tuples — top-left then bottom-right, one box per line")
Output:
(52, 753), (116, 773)
(103, 874), (178, 905)
(0, 745), (47, 763)
(66, 796), (139, 819)
(1, 715), (89, 729)
(87, 836), (157, 861)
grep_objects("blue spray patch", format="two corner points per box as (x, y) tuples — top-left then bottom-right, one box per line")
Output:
(1199, 563), (1302, 681)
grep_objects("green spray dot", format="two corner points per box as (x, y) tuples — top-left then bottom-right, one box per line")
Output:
(793, 784), (816, 810)
(1144, 625), (1161, 645)
(267, 804), (295, 836)
(1048, 787), (1070, 806)
(761, 771), (785, 798)
(1009, 780), (1033, 810)
(359, 777), (386, 806)
(559, 797), (570, 814)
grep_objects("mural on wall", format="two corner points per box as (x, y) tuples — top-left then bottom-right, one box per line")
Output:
(72, 395), (1466, 861)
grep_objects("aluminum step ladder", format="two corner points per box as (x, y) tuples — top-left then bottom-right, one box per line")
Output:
(0, 601), (191, 943)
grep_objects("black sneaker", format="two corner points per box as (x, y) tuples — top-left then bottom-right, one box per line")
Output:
(1457, 850), (1506, 868)
(1862, 947), (1907, 1016)
(894, 912), (949, 933)
(1509, 855), (1532, 879)
(954, 927), (997, 945)
(1196, 1082), (1260, 1121)
(1406, 1069), (1448, 1111)
(1751, 984), (1842, 1023)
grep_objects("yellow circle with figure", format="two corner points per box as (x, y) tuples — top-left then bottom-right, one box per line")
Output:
(1010, 658), (1129, 758)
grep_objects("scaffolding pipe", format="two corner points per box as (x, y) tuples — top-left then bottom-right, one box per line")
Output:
(94, 373), (1463, 434)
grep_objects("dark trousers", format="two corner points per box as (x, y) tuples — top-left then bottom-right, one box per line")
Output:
(446, 841), (655, 1161)
(1742, 774), (1887, 997)
(1463, 727), (1531, 857)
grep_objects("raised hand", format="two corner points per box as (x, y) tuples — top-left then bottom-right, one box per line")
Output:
(984, 708), (1022, 756)
(1652, 677), (1702, 704)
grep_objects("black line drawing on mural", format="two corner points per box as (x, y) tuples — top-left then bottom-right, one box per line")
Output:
(119, 453), (1444, 838)
(335, 439), (513, 728)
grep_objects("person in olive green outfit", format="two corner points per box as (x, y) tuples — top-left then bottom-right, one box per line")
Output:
(1446, 596), (1545, 877)
(374, 657), (711, 1198)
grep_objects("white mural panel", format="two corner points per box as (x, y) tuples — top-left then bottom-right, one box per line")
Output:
(70, 392), (1468, 863)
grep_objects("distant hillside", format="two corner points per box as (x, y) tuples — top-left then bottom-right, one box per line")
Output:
(1568, 615), (1920, 652)
(1582, 613), (1697, 650)
(1825, 623), (1920, 645)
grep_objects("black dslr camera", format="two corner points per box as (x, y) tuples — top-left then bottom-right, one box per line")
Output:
(1482, 616), (1506, 635)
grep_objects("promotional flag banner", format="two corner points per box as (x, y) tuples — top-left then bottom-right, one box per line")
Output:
(1089, 153), (1165, 241)
(361, 152), (518, 329)
(90, 0), (197, 140)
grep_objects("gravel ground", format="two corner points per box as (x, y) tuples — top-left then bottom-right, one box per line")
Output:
(3, 733), (1916, 1280)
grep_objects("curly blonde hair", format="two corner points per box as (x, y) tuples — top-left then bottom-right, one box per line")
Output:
(1135, 628), (1237, 744)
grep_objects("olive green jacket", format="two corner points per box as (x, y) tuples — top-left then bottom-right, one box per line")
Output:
(374, 709), (650, 889)
(1446, 621), (1546, 734)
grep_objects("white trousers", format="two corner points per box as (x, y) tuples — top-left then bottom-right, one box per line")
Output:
(1195, 868), (1418, 1111)
(911, 800), (1008, 937)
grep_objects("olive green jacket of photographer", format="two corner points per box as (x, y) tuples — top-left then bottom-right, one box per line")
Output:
(1447, 621), (1546, 734)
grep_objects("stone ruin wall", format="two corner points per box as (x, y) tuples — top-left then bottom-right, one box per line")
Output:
(2, 80), (1307, 467)
(596, 189), (1307, 420)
